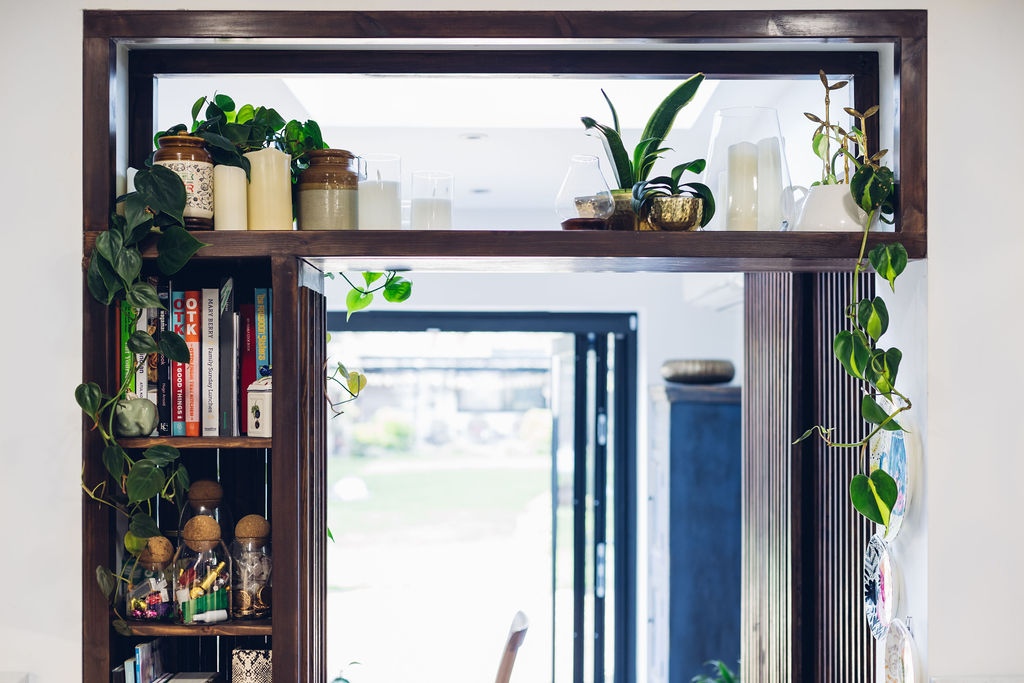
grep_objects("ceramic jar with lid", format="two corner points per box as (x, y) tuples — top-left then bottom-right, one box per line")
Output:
(153, 135), (214, 230)
(296, 149), (364, 230)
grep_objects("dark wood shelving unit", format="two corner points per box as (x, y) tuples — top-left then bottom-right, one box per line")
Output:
(82, 9), (927, 682)
(128, 620), (273, 638)
(118, 436), (272, 449)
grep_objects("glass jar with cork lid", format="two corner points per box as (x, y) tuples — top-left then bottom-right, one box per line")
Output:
(125, 535), (175, 621)
(172, 514), (232, 625)
(296, 149), (365, 230)
(231, 514), (272, 620)
(178, 479), (233, 548)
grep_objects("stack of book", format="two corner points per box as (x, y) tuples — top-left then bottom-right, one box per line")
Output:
(118, 277), (272, 438)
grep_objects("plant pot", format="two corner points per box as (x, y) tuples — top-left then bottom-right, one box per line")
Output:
(153, 135), (214, 230)
(792, 183), (877, 232)
(296, 149), (363, 230)
(609, 189), (639, 231)
(644, 196), (704, 231)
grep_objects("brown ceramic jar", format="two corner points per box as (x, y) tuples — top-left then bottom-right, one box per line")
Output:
(153, 135), (215, 230)
(296, 149), (363, 230)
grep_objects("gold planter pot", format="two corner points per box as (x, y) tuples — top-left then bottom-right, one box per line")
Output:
(609, 190), (639, 231)
(645, 196), (704, 231)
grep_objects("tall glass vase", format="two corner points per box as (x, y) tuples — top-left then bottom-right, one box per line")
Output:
(554, 155), (614, 230)
(701, 107), (794, 231)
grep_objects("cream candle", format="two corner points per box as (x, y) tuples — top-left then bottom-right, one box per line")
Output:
(756, 137), (783, 231)
(213, 165), (248, 231)
(244, 148), (292, 230)
(726, 141), (758, 231)
(358, 180), (402, 230)
(410, 198), (452, 230)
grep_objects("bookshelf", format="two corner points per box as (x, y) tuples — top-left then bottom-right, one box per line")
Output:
(82, 9), (926, 682)
(118, 437), (273, 450)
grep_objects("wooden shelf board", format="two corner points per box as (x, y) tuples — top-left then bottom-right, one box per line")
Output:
(84, 230), (925, 273)
(127, 619), (271, 637)
(117, 437), (271, 449)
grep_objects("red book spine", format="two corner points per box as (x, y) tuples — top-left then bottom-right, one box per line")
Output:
(184, 290), (201, 437)
(239, 303), (257, 435)
(171, 292), (187, 436)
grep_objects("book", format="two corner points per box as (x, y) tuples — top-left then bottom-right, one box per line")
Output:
(171, 290), (187, 436)
(184, 290), (201, 437)
(218, 277), (237, 436)
(201, 287), (219, 437)
(168, 674), (220, 682)
(156, 281), (172, 436)
(254, 288), (271, 378)
(239, 303), (256, 435)
(119, 304), (136, 396)
(124, 658), (136, 683)
(135, 306), (149, 399)
(134, 637), (164, 683)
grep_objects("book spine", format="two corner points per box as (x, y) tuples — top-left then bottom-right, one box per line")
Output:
(201, 288), (219, 437)
(255, 288), (270, 378)
(120, 304), (136, 396)
(135, 308), (149, 399)
(232, 312), (240, 436)
(156, 282), (171, 436)
(184, 290), (201, 437)
(218, 278), (235, 436)
(239, 303), (257, 435)
(171, 291), (186, 436)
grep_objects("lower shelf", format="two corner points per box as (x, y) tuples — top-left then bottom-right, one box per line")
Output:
(128, 619), (272, 637)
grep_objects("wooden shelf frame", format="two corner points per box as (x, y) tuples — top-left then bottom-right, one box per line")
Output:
(82, 10), (927, 683)
(128, 620), (272, 637)
(117, 437), (272, 449)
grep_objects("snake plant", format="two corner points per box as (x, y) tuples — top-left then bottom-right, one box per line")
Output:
(581, 73), (706, 191)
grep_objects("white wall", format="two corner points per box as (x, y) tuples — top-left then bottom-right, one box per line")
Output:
(3, 1), (1024, 681)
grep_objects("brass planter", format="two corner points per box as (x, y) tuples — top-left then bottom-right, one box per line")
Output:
(646, 196), (703, 231)
(609, 190), (639, 231)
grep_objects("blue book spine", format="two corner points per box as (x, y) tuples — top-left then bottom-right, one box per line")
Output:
(171, 290), (187, 436)
(255, 288), (271, 378)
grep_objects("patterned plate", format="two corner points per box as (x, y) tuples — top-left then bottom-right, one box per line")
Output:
(884, 618), (917, 683)
(869, 396), (912, 540)
(864, 534), (900, 641)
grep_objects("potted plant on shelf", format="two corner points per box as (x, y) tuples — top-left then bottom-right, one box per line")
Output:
(581, 73), (705, 230)
(630, 159), (716, 231)
(793, 71), (896, 232)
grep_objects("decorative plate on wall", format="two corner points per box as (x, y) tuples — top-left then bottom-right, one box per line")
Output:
(869, 396), (912, 540)
(884, 618), (918, 683)
(864, 533), (900, 641)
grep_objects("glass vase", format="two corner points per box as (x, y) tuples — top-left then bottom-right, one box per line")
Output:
(555, 155), (614, 231)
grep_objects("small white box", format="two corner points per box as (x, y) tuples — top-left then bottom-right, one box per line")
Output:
(246, 376), (272, 437)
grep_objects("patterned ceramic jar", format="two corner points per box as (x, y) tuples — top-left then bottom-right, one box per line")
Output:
(153, 135), (214, 229)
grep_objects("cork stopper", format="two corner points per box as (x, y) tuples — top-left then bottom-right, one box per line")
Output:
(235, 514), (270, 541)
(139, 535), (174, 568)
(182, 514), (222, 553)
(187, 480), (223, 512)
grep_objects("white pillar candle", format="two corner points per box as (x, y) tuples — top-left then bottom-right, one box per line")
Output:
(726, 141), (758, 231)
(410, 198), (452, 230)
(244, 148), (293, 230)
(213, 165), (248, 231)
(358, 180), (402, 230)
(756, 137), (783, 231)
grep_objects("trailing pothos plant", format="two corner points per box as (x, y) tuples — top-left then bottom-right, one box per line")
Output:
(80, 165), (205, 635)
(630, 159), (716, 228)
(795, 77), (910, 531)
(582, 73), (705, 191)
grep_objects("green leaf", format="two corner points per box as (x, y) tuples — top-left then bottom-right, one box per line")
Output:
(113, 247), (142, 286)
(129, 513), (161, 539)
(124, 530), (148, 556)
(157, 225), (209, 275)
(362, 272), (383, 287)
(327, 527), (335, 543)
(346, 289), (374, 320)
(236, 104), (255, 124)
(833, 329), (871, 380)
(870, 348), (903, 397)
(127, 281), (161, 309)
(678, 182), (716, 227)
(191, 96), (206, 125)
(95, 230), (123, 265)
(158, 330), (190, 363)
(670, 159), (706, 187)
(792, 424), (831, 445)
(266, 108), (286, 131)
(581, 116), (633, 190)
(850, 470), (898, 526)
(87, 253), (120, 305)
(868, 243), (909, 293)
(113, 619), (133, 637)
(637, 73), (705, 182)
(75, 382), (103, 416)
(123, 194), (155, 245)
(600, 88), (620, 134)
(102, 443), (127, 480)
(214, 94), (235, 113)
(383, 277), (412, 303)
(135, 165), (186, 225)
(812, 132), (830, 163)
(861, 395), (904, 431)
(125, 460), (165, 502)
(857, 297), (889, 341)
(850, 164), (895, 213)
(143, 444), (180, 466)
(127, 330), (159, 354)
(196, 130), (237, 154)
(96, 565), (116, 599)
